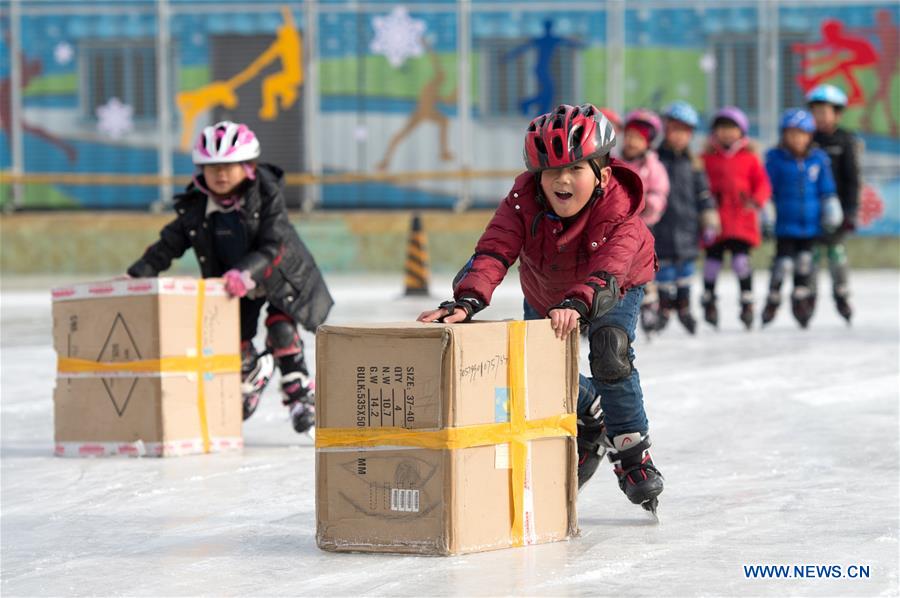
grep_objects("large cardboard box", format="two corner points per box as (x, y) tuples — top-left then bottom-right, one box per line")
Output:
(51, 277), (242, 457)
(315, 320), (579, 555)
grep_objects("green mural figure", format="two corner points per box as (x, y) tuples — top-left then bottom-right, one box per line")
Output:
(375, 44), (456, 172)
(855, 10), (899, 136)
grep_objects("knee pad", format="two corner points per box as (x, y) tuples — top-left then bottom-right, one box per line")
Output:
(265, 317), (303, 358)
(732, 253), (752, 278)
(589, 326), (633, 384)
(827, 243), (847, 266)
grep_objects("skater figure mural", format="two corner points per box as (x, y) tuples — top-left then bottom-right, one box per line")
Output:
(176, 7), (303, 151)
(504, 20), (584, 116)
(855, 10), (899, 136)
(375, 43), (456, 172)
(792, 19), (878, 107)
(0, 50), (77, 163)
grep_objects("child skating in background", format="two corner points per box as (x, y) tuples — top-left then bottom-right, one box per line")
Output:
(654, 101), (718, 335)
(701, 106), (771, 330)
(807, 84), (861, 323)
(127, 121), (334, 434)
(620, 109), (670, 335)
(417, 104), (664, 515)
(762, 109), (842, 328)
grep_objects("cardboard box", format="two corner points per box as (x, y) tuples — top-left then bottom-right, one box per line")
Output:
(51, 277), (242, 457)
(315, 320), (579, 555)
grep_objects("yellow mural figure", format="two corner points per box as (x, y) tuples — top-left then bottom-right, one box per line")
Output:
(376, 43), (457, 172)
(176, 7), (303, 151)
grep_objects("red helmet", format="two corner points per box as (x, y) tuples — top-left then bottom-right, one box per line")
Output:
(524, 103), (617, 172)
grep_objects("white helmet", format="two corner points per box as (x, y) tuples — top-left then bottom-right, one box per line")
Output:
(192, 121), (261, 165)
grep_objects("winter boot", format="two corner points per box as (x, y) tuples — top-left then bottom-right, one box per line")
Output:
(281, 372), (316, 434)
(701, 290), (718, 328)
(240, 342), (275, 421)
(606, 432), (664, 513)
(577, 409), (607, 490)
(675, 293), (696, 335)
(791, 287), (814, 329)
(761, 292), (780, 326)
(739, 291), (754, 330)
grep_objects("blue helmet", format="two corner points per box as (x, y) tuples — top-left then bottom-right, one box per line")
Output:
(780, 108), (816, 133)
(662, 101), (700, 129)
(805, 84), (848, 108)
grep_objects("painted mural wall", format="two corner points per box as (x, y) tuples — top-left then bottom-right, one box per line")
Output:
(1, 0), (897, 235)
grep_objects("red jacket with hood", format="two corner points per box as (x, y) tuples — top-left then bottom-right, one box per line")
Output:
(702, 138), (771, 248)
(453, 159), (656, 317)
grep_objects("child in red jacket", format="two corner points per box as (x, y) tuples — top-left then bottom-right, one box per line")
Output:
(417, 104), (663, 515)
(701, 106), (771, 329)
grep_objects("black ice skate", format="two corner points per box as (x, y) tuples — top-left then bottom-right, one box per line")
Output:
(640, 303), (660, 337)
(761, 293), (780, 326)
(835, 294), (852, 324)
(656, 296), (674, 333)
(281, 373), (316, 434)
(606, 432), (664, 516)
(739, 292), (754, 330)
(676, 297), (696, 335)
(577, 412), (607, 490)
(701, 290), (718, 328)
(241, 343), (275, 421)
(791, 287), (814, 329)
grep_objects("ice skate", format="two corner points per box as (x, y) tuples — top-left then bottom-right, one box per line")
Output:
(606, 432), (663, 518)
(240, 343), (275, 421)
(576, 411), (607, 490)
(835, 294), (852, 324)
(281, 372), (316, 434)
(676, 296), (696, 335)
(640, 303), (660, 337)
(761, 293), (780, 326)
(739, 292), (754, 330)
(701, 290), (718, 328)
(791, 287), (814, 329)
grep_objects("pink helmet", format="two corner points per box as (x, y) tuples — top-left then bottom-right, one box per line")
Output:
(523, 103), (617, 172)
(624, 109), (663, 142)
(192, 121), (261, 165)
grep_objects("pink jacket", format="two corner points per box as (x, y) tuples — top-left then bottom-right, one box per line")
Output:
(621, 151), (670, 226)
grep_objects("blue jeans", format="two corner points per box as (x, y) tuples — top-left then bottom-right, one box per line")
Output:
(656, 259), (695, 285)
(524, 287), (648, 438)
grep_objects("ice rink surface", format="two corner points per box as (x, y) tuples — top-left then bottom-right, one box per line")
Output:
(2, 271), (898, 597)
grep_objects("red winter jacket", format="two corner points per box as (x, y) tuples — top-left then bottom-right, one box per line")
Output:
(453, 159), (656, 318)
(702, 138), (772, 248)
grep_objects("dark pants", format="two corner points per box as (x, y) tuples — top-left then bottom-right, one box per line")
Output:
(769, 237), (816, 297)
(240, 297), (308, 378)
(524, 286), (649, 438)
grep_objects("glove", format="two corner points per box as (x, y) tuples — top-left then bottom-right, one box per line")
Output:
(223, 269), (256, 298)
(821, 195), (844, 234)
(840, 215), (857, 233)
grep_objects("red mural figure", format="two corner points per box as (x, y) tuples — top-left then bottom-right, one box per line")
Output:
(855, 10), (899, 136)
(0, 51), (78, 163)
(793, 19), (878, 106)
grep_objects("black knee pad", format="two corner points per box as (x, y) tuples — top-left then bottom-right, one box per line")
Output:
(589, 326), (633, 384)
(266, 319), (303, 358)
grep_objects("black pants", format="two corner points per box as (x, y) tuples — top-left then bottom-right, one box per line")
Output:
(239, 297), (308, 378)
(768, 237), (816, 298)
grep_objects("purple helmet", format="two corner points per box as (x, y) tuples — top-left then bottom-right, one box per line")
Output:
(711, 106), (749, 136)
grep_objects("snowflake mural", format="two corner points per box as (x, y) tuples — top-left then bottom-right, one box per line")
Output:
(96, 97), (134, 139)
(53, 41), (73, 65)
(370, 6), (426, 68)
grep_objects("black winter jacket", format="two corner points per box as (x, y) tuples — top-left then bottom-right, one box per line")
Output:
(654, 144), (714, 261)
(128, 163), (333, 331)
(812, 127), (861, 224)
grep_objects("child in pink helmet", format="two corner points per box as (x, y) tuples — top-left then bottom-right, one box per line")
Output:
(127, 121), (333, 434)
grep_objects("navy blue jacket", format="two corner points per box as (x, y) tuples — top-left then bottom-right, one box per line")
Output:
(765, 146), (837, 239)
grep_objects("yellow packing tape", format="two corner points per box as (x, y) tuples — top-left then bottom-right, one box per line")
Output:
(56, 279), (240, 453)
(315, 320), (576, 548)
